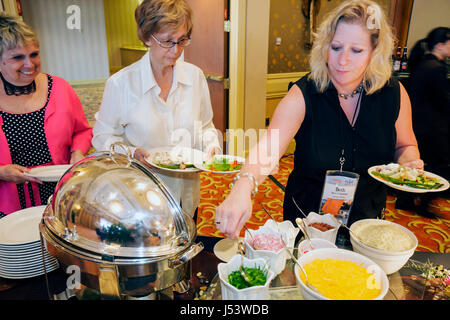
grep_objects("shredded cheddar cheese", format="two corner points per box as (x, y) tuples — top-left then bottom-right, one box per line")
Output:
(299, 258), (381, 300)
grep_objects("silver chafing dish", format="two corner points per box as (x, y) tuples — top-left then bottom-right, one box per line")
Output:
(39, 143), (203, 299)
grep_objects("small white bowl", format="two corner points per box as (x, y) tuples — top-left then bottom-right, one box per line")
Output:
(349, 219), (418, 275)
(303, 212), (340, 244)
(294, 248), (389, 300)
(218, 254), (275, 300)
(262, 219), (299, 259)
(244, 225), (287, 275)
(297, 238), (337, 256)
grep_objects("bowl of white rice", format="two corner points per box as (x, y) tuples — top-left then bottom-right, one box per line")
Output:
(349, 219), (418, 274)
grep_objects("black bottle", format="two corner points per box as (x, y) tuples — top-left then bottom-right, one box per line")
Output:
(400, 47), (408, 72)
(393, 46), (402, 72)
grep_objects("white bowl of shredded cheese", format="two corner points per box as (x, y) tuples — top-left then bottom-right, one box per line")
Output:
(349, 219), (418, 274)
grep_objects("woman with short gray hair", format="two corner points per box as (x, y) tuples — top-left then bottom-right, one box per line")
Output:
(93, 0), (221, 218)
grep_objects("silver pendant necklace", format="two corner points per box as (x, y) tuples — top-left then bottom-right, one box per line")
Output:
(338, 83), (363, 100)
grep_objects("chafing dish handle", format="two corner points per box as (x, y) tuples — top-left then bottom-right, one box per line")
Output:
(168, 242), (204, 268)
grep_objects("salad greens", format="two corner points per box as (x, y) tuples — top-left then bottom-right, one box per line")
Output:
(371, 171), (443, 190)
(155, 163), (194, 170)
(205, 156), (243, 171)
(228, 266), (267, 289)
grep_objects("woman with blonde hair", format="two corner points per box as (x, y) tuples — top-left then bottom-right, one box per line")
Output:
(215, 0), (422, 242)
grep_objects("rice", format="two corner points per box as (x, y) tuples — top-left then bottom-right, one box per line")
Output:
(353, 222), (414, 252)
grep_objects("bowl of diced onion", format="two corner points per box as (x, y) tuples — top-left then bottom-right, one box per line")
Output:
(218, 254), (275, 300)
(294, 248), (389, 300)
(244, 225), (288, 275)
(349, 219), (418, 275)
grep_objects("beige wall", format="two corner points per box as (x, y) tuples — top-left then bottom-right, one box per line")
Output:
(103, 0), (142, 74)
(21, 0), (110, 81)
(268, 0), (391, 73)
(406, 0), (450, 52)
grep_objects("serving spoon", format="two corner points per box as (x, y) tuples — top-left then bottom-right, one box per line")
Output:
(236, 239), (269, 285)
(291, 196), (382, 251)
(295, 218), (315, 250)
(259, 204), (321, 295)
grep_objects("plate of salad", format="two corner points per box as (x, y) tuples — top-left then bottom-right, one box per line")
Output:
(368, 163), (449, 193)
(145, 146), (206, 173)
(195, 155), (245, 174)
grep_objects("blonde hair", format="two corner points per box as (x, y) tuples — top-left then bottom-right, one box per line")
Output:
(309, 0), (394, 94)
(135, 0), (193, 46)
(0, 12), (38, 57)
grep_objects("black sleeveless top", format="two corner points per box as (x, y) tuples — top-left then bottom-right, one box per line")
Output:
(283, 74), (400, 226)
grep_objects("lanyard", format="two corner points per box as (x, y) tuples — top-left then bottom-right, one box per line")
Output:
(339, 90), (363, 171)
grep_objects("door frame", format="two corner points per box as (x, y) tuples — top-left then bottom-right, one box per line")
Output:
(229, 0), (270, 132)
(228, 0), (246, 131)
(2, 0), (19, 15)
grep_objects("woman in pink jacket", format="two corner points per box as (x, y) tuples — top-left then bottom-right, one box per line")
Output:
(0, 13), (92, 216)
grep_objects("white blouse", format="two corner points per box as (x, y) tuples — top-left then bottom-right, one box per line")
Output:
(92, 51), (222, 216)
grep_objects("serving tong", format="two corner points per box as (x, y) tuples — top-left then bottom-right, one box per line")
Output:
(260, 203), (321, 295)
(237, 226), (268, 285)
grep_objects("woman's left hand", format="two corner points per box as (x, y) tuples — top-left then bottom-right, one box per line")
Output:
(70, 150), (85, 164)
(206, 146), (221, 160)
(401, 158), (424, 170)
(134, 148), (151, 165)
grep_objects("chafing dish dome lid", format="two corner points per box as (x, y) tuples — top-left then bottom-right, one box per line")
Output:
(42, 149), (194, 258)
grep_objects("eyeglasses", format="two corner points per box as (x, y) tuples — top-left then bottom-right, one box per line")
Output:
(151, 34), (191, 49)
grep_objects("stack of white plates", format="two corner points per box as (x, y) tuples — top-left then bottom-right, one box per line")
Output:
(0, 206), (59, 279)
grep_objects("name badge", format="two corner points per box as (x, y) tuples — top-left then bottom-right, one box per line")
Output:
(318, 170), (359, 226)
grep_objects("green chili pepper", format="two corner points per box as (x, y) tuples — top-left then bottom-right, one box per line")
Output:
(227, 266), (267, 289)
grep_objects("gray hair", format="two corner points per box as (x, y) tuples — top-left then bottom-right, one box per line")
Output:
(0, 12), (38, 57)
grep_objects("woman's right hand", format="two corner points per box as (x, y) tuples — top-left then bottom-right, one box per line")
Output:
(215, 179), (254, 239)
(133, 148), (151, 166)
(0, 164), (42, 184)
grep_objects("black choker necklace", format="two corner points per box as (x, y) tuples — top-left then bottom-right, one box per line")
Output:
(338, 84), (363, 100)
(0, 72), (36, 96)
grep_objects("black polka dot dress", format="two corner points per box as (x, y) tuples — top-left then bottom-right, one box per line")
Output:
(0, 75), (57, 213)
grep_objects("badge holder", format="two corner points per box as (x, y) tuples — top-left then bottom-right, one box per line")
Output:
(318, 153), (359, 227)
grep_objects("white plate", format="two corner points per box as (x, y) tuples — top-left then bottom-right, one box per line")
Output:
(213, 237), (243, 262)
(0, 260), (58, 270)
(145, 147), (206, 173)
(0, 251), (53, 262)
(0, 241), (41, 250)
(194, 154), (245, 174)
(0, 251), (51, 260)
(0, 247), (42, 256)
(0, 261), (56, 270)
(0, 206), (46, 245)
(24, 164), (71, 182)
(0, 264), (59, 279)
(368, 165), (449, 193)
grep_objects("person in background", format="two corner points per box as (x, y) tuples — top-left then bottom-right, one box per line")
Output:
(0, 13), (92, 218)
(396, 27), (450, 215)
(215, 0), (423, 240)
(92, 0), (221, 218)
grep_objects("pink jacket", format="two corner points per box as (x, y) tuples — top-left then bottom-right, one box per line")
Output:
(0, 75), (93, 214)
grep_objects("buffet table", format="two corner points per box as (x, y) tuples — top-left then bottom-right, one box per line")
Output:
(0, 236), (448, 300)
